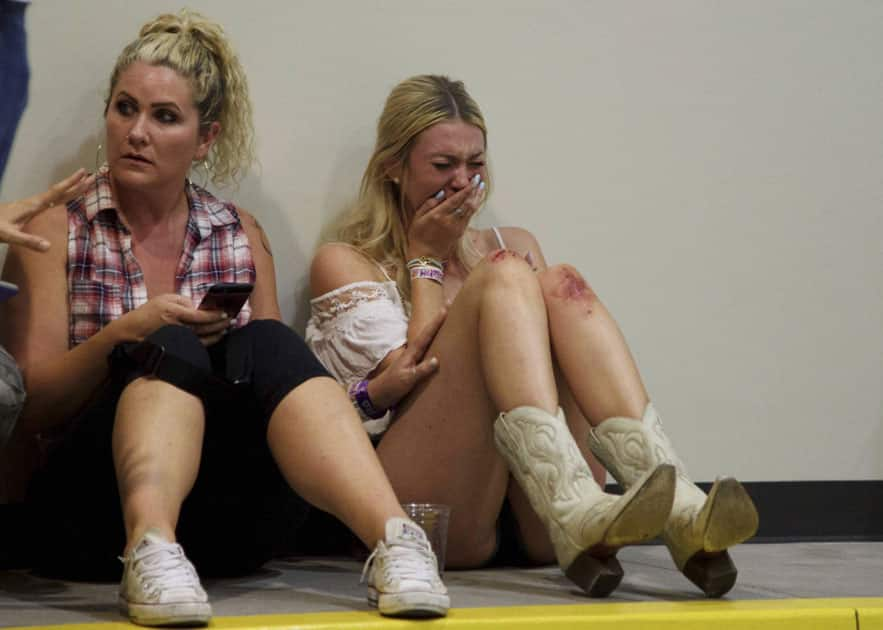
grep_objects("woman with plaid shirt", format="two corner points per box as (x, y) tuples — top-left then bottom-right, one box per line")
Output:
(0, 11), (446, 627)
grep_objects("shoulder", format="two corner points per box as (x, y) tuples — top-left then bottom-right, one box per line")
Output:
(26, 204), (70, 260)
(310, 242), (387, 298)
(479, 226), (541, 253)
(233, 205), (257, 229)
(499, 226), (541, 251)
(480, 226), (547, 269)
(30, 202), (70, 236)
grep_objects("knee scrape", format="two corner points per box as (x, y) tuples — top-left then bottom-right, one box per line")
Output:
(553, 268), (595, 312)
(489, 249), (518, 263)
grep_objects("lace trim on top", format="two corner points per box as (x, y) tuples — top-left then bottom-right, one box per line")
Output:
(308, 280), (400, 322)
(306, 280), (409, 436)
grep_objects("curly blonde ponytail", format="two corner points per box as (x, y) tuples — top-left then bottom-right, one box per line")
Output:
(106, 10), (255, 186)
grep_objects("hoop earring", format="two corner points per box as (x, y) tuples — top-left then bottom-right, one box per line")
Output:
(191, 160), (210, 189)
(95, 143), (105, 172)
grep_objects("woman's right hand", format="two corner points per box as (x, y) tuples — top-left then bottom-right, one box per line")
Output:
(116, 294), (231, 346)
(406, 175), (485, 260)
(367, 308), (447, 410)
(0, 169), (94, 251)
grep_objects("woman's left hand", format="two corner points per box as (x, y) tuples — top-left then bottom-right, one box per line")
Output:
(368, 307), (446, 410)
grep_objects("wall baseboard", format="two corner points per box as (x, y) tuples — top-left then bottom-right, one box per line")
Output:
(606, 479), (883, 542)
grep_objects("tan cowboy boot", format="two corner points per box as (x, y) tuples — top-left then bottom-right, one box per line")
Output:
(494, 406), (676, 597)
(587, 403), (759, 597)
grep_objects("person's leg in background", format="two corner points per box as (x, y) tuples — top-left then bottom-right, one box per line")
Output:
(0, 0), (31, 188)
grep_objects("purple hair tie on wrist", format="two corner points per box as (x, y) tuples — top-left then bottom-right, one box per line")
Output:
(348, 379), (387, 419)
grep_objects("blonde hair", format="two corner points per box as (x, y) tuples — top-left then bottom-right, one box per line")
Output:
(106, 10), (255, 186)
(334, 74), (491, 302)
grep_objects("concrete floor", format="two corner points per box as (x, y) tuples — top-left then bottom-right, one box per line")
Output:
(1, 542), (881, 627)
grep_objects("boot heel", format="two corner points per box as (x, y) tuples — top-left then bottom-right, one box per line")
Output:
(564, 550), (623, 597)
(682, 550), (737, 598)
(703, 478), (759, 552)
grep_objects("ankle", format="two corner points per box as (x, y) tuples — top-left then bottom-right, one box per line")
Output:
(125, 525), (176, 556)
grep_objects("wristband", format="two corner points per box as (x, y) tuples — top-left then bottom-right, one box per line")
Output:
(406, 256), (444, 271)
(410, 265), (444, 284)
(348, 379), (387, 419)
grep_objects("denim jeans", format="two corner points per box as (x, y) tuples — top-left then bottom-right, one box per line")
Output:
(0, 1), (30, 187)
(0, 345), (25, 448)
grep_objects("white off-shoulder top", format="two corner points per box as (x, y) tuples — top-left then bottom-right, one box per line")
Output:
(306, 229), (507, 438)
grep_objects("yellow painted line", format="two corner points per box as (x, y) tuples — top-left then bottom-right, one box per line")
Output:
(858, 602), (883, 630)
(8, 598), (883, 630)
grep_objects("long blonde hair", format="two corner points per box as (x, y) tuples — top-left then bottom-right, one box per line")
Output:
(334, 75), (491, 302)
(106, 10), (255, 187)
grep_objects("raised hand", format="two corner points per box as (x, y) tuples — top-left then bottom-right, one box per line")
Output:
(406, 174), (486, 260)
(0, 169), (94, 251)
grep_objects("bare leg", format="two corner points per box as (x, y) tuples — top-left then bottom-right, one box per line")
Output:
(538, 265), (649, 424)
(113, 377), (204, 553)
(378, 253), (561, 568)
(266, 376), (408, 548)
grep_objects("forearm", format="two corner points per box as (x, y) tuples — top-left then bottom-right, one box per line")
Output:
(406, 273), (446, 347)
(17, 319), (133, 435)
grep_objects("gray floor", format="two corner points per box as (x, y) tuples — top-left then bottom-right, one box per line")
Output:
(1, 542), (881, 627)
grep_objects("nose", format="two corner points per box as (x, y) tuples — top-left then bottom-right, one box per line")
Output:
(126, 114), (149, 147)
(450, 165), (472, 191)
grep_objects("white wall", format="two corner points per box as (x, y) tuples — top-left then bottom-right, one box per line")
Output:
(3, 1), (881, 482)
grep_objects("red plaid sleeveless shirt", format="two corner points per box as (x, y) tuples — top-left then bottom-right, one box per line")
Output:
(67, 166), (255, 347)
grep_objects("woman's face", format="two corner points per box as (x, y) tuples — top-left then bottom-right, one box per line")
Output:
(105, 61), (217, 191)
(400, 119), (486, 216)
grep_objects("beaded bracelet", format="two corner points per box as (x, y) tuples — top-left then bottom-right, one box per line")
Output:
(348, 379), (387, 419)
(406, 256), (444, 271)
(410, 265), (444, 284)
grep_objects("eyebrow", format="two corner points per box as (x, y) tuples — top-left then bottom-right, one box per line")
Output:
(431, 150), (486, 160)
(117, 91), (183, 111)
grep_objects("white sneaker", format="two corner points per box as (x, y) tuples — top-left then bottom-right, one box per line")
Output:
(361, 517), (449, 617)
(118, 530), (212, 627)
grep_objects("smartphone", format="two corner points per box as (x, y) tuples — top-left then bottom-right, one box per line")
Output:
(0, 281), (19, 302)
(198, 282), (253, 316)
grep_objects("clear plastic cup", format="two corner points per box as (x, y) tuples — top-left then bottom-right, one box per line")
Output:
(401, 503), (451, 574)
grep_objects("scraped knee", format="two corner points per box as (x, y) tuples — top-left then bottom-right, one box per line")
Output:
(539, 265), (597, 310)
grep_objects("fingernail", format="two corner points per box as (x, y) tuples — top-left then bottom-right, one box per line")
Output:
(478, 181), (486, 191)
(434, 189), (445, 200)
(471, 174), (481, 186)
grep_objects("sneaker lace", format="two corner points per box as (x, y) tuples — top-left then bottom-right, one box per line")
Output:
(361, 540), (437, 585)
(134, 542), (201, 596)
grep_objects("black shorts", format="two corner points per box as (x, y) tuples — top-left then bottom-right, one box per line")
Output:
(28, 320), (328, 580)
